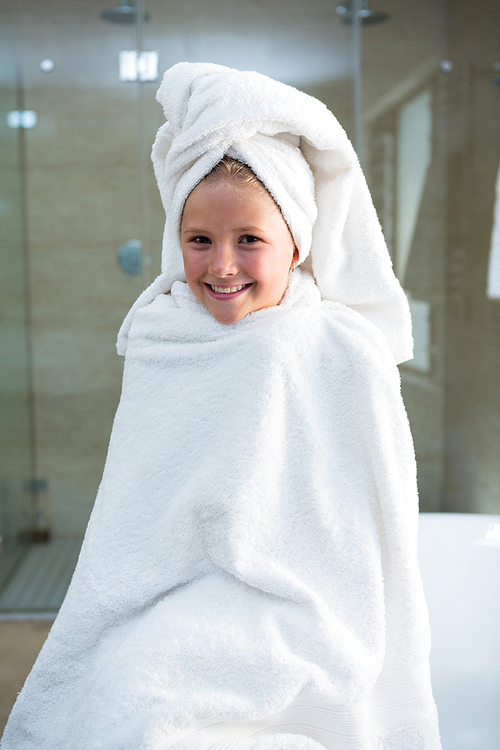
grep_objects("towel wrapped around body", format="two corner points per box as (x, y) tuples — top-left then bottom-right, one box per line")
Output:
(1, 62), (441, 750)
(1, 272), (439, 749)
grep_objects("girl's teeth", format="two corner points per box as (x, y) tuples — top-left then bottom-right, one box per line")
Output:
(211, 284), (244, 293)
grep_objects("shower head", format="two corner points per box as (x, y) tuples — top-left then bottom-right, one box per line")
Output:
(336, 1), (390, 25)
(100, 1), (149, 24)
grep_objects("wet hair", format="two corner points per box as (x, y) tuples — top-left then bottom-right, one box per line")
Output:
(204, 155), (266, 189)
(203, 156), (279, 208)
(182, 156), (275, 219)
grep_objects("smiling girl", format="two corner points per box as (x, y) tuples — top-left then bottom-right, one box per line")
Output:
(1, 64), (442, 750)
(180, 158), (299, 324)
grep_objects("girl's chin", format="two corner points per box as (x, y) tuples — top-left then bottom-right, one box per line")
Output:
(210, 312), (247, 325)
(204, 297), (254, 325)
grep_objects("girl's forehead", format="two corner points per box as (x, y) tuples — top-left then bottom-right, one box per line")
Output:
(190, 175), (272, 201)
(184, 179), (259, 211)
(181, 178), (290, 233)
(183, 177), (286, 224)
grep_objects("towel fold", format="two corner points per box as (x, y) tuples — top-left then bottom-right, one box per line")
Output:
(1, 271), (440, 749)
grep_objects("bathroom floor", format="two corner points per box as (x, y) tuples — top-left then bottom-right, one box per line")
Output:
(0, 539), (82, 734)
(0, 619), (52, 734)
(0, 539), (82, 612)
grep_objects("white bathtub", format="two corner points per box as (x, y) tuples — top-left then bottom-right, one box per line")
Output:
(418, 512), (500, 750)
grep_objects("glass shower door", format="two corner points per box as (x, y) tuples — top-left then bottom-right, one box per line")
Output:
(0, 4), (154, 612)
(0, 47), (35, 590)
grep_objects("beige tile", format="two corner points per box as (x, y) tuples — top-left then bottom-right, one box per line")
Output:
(0, 620), (52, 734)
(33, 389), (120, 535)
(26, 164), (141, 248)
(24, 88), (141, 168)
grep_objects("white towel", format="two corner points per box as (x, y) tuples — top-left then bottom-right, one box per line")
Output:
(117, 62), (413, 365)
(1, 271), (440, 749)
(488, 163), (500, 298)
(1, 64), (440, 750)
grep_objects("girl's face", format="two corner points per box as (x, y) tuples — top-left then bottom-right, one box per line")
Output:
(180, 178), (299, 325)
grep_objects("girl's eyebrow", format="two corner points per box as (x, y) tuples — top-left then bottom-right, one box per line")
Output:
(182, 225), (266, 234)
(180, 226), (211, 236)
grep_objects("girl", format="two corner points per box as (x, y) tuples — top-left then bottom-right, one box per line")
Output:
(1, 63), (441, 750)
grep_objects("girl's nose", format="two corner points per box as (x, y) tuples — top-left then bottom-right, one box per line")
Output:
(208, 242), (239, 277)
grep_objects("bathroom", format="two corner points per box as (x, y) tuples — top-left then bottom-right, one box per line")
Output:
(0, 0), (499, 746)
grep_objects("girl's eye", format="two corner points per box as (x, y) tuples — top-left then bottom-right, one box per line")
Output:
(240, 235), (260, 244)
(191, 236), (211, 244)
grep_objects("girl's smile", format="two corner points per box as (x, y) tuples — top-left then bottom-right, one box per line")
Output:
(180, 178), (298, 324)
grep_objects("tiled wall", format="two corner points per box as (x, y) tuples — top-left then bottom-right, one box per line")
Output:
(23, 82), (164, 535)
(23, 82), (163, 535)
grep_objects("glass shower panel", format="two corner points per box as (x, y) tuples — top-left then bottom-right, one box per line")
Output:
(0, 1), (156, 611)
(444, 48), (500, 515)
(10, 4), (148, 546)
(361, 0), (449, 512)
(361, 0), (500, 515)
(0, 47), (34, 590)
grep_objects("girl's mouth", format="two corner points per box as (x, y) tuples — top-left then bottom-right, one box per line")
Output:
(205, 282), (252, 298)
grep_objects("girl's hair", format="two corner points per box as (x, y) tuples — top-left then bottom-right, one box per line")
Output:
(204, 155), (291, 233)
(204, 156), (272, 200)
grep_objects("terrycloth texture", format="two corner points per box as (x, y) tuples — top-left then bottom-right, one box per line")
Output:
(1, 271), (440, 750)
(117, 62), (413, 365)
(488, 162), (500, 298)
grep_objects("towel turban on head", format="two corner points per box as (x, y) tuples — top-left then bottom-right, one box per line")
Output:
(118, 62), (413, 365)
